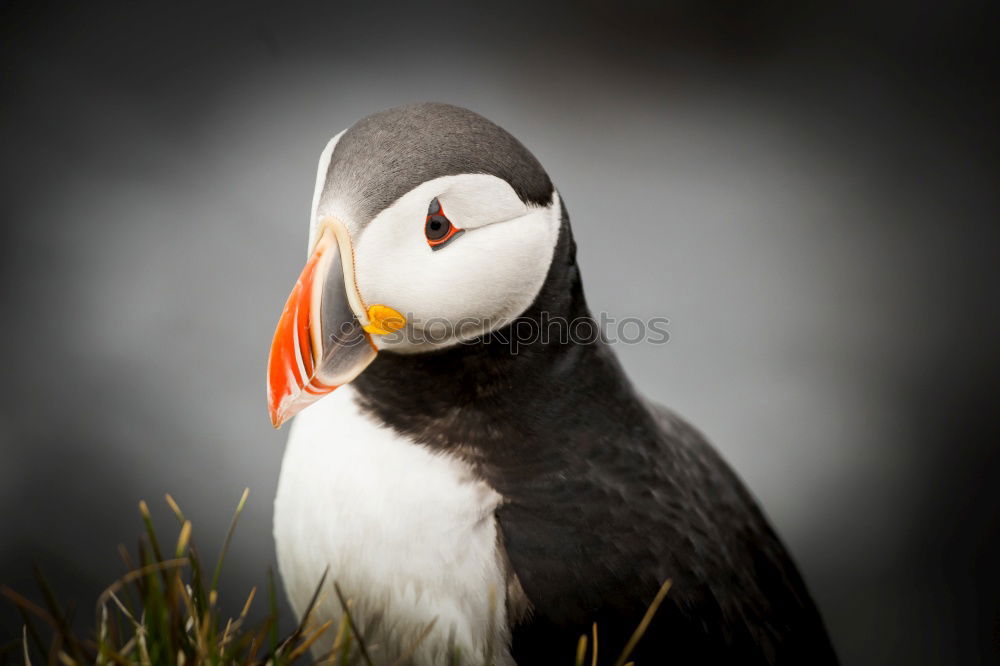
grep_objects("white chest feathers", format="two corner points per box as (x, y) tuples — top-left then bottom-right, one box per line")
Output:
(273, 387), (512, 665)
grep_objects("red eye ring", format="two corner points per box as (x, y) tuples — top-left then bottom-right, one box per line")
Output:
(425, 198), (464, 250)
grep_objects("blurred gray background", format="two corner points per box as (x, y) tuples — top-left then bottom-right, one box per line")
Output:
(1, 1), (996, 663)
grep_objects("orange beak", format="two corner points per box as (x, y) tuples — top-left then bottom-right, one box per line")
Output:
(266, 220), (377, 428)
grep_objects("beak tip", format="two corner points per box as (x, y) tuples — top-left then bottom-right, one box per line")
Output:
(267, 392), (285, 429)
(268, 401), (288, 429)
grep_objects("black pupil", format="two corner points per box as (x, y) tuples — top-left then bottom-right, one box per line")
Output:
(426, 215), (449, 240)
(425, 198), (452, 241)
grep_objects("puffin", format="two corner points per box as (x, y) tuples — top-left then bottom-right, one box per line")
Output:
(268, 102), (838, 665)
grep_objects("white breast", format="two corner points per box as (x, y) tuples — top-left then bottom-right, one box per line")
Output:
(273, 386), (512, 665)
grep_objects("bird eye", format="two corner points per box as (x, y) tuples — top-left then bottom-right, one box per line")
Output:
(425, 197), (464, 250)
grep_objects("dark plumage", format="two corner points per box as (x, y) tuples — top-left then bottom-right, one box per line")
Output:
(320, 102), (553, 225)
(353, 199), (838, 664)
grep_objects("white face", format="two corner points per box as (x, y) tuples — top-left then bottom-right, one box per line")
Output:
(309, 138), (562, 353)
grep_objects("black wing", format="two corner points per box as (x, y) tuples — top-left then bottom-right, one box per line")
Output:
(499, 402), (838, 665)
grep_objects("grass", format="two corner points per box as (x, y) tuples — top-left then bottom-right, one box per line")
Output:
(1, 491), (670, 666)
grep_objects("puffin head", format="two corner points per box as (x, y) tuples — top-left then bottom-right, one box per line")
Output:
(267, 103), (563, 427)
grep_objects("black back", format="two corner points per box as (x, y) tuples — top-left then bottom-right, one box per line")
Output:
(352, 205), (839, 665)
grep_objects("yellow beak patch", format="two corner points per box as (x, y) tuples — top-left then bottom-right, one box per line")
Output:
(363, 304), (407, 335)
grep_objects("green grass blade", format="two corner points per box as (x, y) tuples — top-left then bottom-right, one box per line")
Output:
(388, 618), (437, 666)
(333, 583), (372, 666)
(210, 488), (249, 594)
(575, 634), (588, 666)
(613, 579), (672, 666)
(0, 587), (49, 661)
(21, 626), (31, 666)
(31, 566), (85, 664)
(267, 568), (279, 659)
(287, 567), (329, 648)
(137, 501), (165, 565)
(337, 630), (352, 666)
(164, 494), (186, 525)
